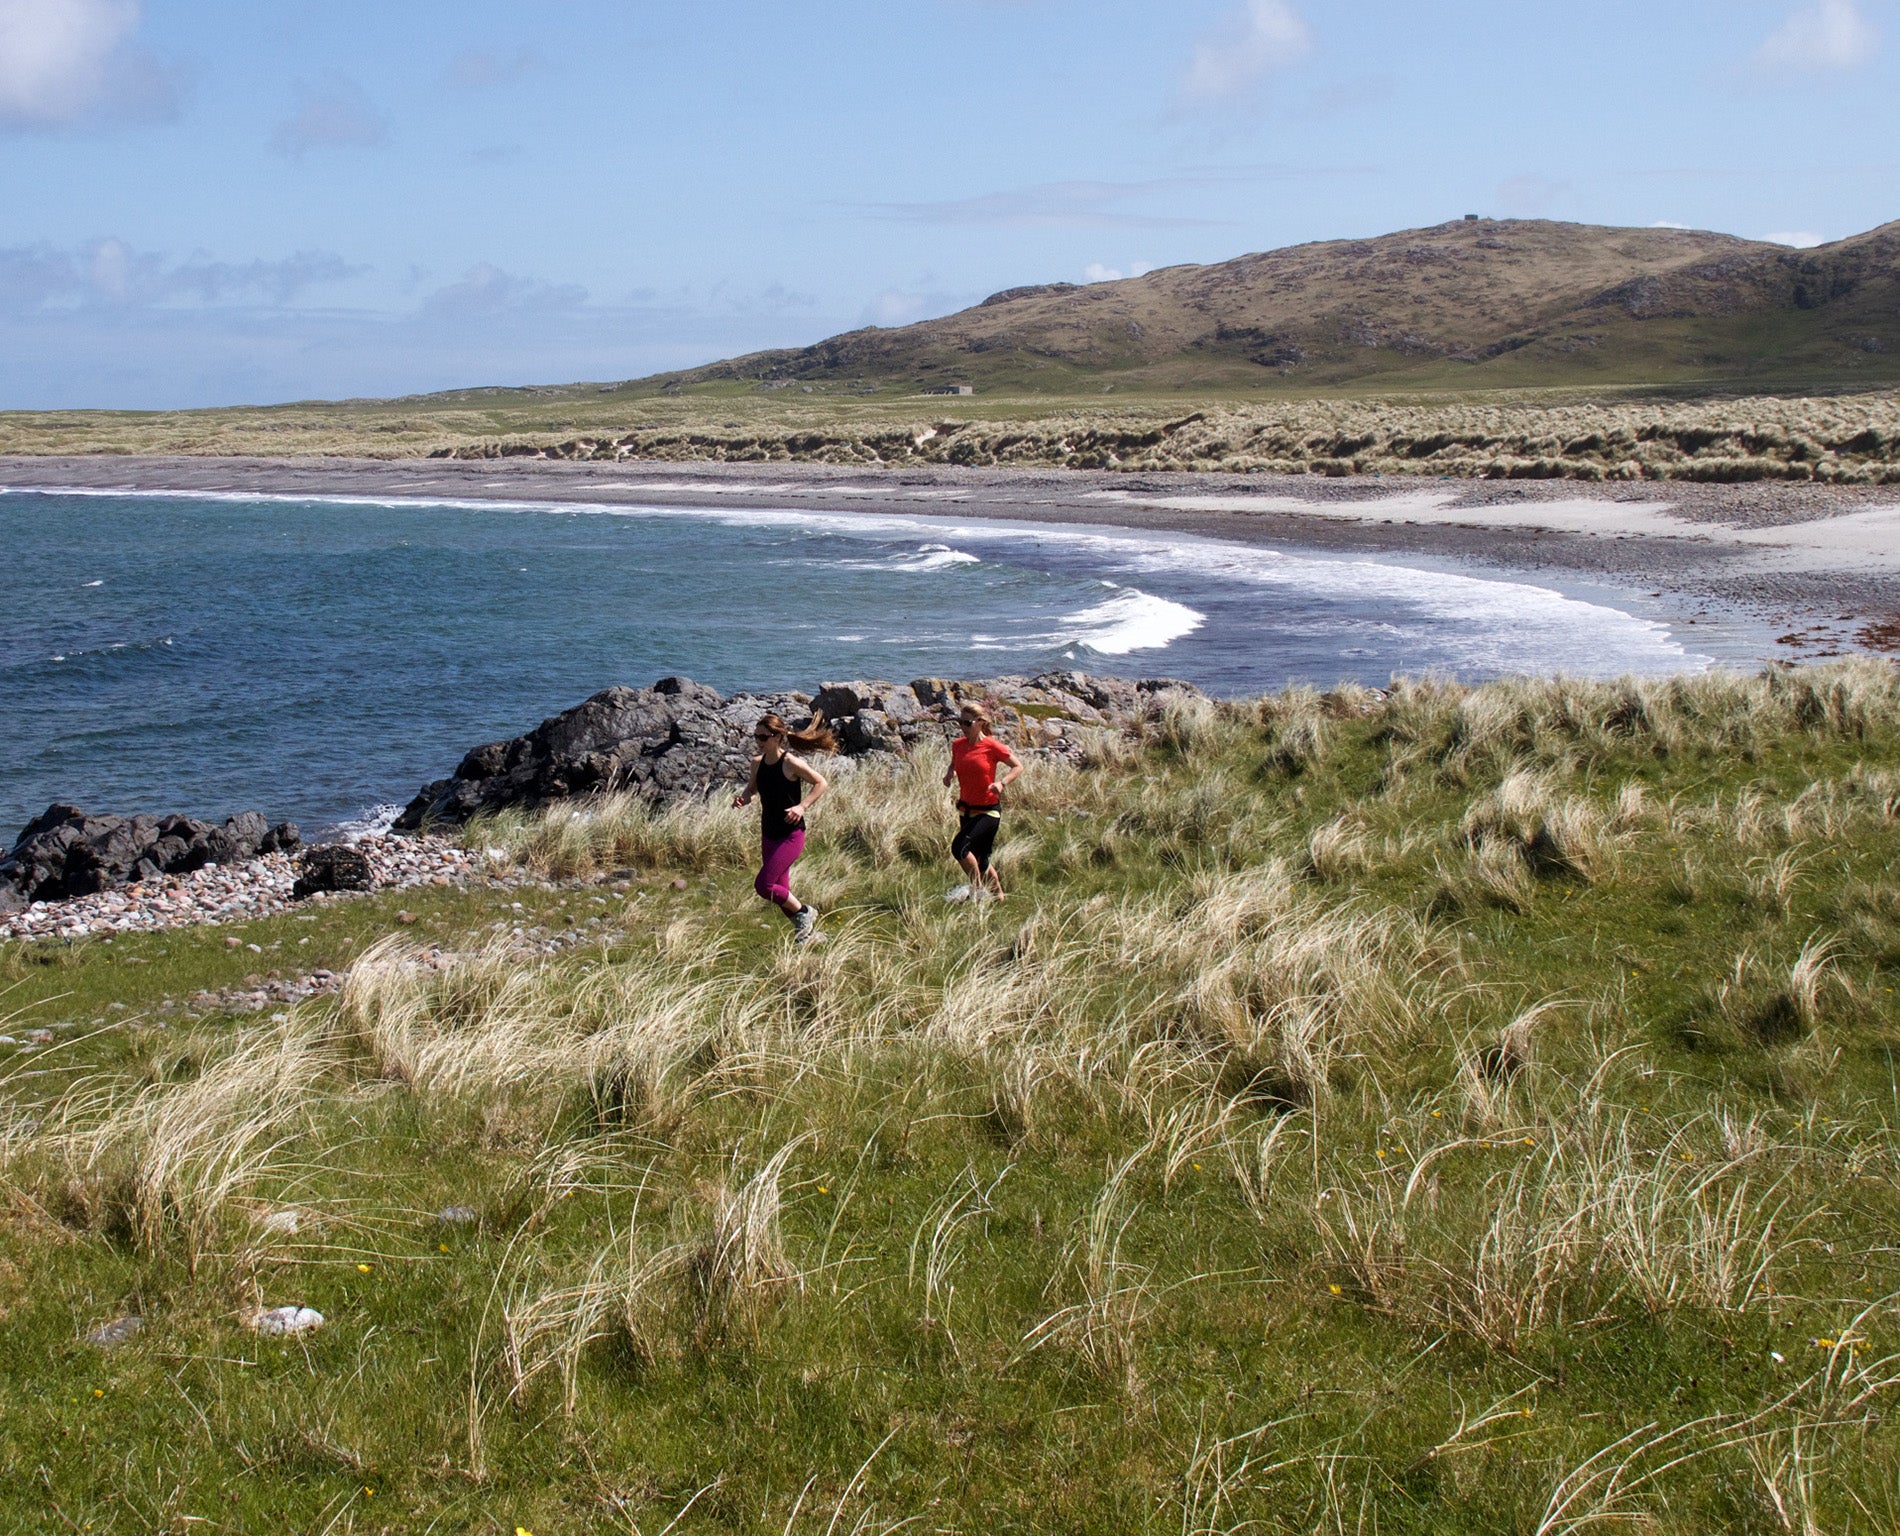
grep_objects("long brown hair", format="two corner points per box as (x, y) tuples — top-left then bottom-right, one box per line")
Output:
(755, 711), (840, 754)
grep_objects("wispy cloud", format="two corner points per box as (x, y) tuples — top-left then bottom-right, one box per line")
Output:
(418, 264), (587, 317)
(1751, 0), (1879, 71)
(1180, 0), (1315, 108)
(1083, 261), (1155, 283)
(1765, 229), (1829, 247)
(861, 179), (1223, 230)
(444, 47), (546, 90)
(0, 0), (178, 129)
(271, 73), (388, 158)
(0, 238), (361, 309)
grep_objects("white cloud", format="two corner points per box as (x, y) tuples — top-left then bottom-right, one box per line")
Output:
(1181, 0), (1314, 107)
(0, 0), (154, 127)
(419, 264), (587, 317)
(1765, 230), (1828, 247)
(271, 74), (388, 158)
(1083, 261), (1155, 283)
(1650, 220), (1693, 230)
(1752, 0), (1879, 71)
(0, 238), (361, 309)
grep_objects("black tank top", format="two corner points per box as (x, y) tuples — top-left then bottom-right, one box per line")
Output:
(757, 759), (803, 837)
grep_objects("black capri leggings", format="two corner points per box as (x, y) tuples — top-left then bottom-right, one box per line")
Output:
(952, 808), (1000, 873)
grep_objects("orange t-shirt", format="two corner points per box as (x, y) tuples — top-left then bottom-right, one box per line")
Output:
(952, 735), (1011, 808)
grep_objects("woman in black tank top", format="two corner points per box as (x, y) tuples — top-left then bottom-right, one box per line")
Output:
(756, 755), (804, 837)
(733, 711), (836, 943)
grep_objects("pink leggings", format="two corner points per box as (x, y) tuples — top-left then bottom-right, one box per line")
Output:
(755, 830), (805, 905)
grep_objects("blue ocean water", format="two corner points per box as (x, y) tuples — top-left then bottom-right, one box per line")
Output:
(0, 489), (1707, 834)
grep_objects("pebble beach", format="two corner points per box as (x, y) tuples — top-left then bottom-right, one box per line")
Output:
(0, 832), (477, 943)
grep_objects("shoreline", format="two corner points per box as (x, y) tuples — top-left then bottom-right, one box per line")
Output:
(6, 454), (1898, 662)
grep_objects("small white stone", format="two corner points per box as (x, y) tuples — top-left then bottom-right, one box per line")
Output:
(252, 1305), (324, 1336)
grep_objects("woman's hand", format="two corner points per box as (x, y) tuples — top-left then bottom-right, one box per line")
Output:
(783, 804), (804, 825)
(732, 791), (751, 809)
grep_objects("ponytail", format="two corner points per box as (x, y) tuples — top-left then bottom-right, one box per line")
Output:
(756, 711), (840, 755)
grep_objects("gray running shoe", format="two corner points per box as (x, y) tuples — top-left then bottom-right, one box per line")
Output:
(792, 904), (819, 944)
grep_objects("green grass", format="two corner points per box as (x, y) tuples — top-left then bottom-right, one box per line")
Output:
(5, 665), (1900, 1532)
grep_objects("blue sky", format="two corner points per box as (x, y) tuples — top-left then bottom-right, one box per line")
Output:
(1, 0), (1895, 408)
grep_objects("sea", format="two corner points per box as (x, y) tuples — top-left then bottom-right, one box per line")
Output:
(0, 487), (1719, 837)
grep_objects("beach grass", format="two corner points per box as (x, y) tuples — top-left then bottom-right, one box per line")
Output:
(4, 662), (1900, 1532)
(4, 385), (1900, 483)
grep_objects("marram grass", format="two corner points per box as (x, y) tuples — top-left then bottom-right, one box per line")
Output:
(4, 662), (1900, 1532)
(6, 388), (1900, 481)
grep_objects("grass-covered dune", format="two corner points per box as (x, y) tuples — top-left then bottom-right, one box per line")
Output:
(6, 663), (1900, 1533)
(6, 388), (1900, 483)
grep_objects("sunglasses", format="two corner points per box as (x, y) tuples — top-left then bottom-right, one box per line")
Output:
(754, 731), (778, 741)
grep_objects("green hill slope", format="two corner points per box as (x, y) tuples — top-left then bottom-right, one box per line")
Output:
(658, 217), (1900, 397)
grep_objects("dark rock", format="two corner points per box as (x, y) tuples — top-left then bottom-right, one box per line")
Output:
(814, 680), (893, 718)
(392, 670), (1200, 830)
(259, 822), (301, 855)
(839, 709), (902, 754)
(292, 845), (375, 900)
(0, 801), (287, 910)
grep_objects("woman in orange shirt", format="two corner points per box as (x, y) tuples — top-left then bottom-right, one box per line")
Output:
(942, 701), (1023, 900)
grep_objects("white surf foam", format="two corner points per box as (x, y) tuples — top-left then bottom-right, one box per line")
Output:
(329, 803), (402, 843)
(1057, 584), (1206, 655)
(832, 542), (982, 573)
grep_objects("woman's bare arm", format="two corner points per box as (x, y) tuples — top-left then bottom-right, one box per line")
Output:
(783, 753), (828, 822)
(733, 755), (761, 808)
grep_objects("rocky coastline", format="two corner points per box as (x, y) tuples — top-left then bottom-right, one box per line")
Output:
(0, 834), (477, 942)
(3, 670), (1182, 942)
(396, 669), (1187, 829)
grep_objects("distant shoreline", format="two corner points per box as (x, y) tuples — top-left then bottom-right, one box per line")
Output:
(4, 453), (1898, 663)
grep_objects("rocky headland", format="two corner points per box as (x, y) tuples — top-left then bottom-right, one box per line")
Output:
(3, 671), (1185, 941)
(395, 669), (1189, 829)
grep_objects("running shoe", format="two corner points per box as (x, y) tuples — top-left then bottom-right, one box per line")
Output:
(792, 904), (819, 944)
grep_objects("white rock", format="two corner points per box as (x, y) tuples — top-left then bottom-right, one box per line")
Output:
(252, 1305), (324, 1336)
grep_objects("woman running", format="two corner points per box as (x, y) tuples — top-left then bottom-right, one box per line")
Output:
(943, 702), (1023, 900)
(733, 712), (835, 943)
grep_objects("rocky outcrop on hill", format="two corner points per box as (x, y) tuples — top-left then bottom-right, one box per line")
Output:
(0, 804), (300, 915)
(394, 671), (1191, 830)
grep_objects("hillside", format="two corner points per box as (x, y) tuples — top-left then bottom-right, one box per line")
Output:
(662, 217), (1900, 396)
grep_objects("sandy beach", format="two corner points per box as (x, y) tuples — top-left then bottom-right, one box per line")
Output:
(5, 454), (1899, 660)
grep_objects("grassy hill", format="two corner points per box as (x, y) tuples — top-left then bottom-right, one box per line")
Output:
(663, 217), (1900, 398)
(3, 217), (1897, 472)
(5, 664), (1900, 1531)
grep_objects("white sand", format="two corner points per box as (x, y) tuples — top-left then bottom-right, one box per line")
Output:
(1082, 490), (1900, 573)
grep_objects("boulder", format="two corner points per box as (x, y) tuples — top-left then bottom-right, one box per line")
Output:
(392, 670), (1199, 830)
(0, 803), (297, 911)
